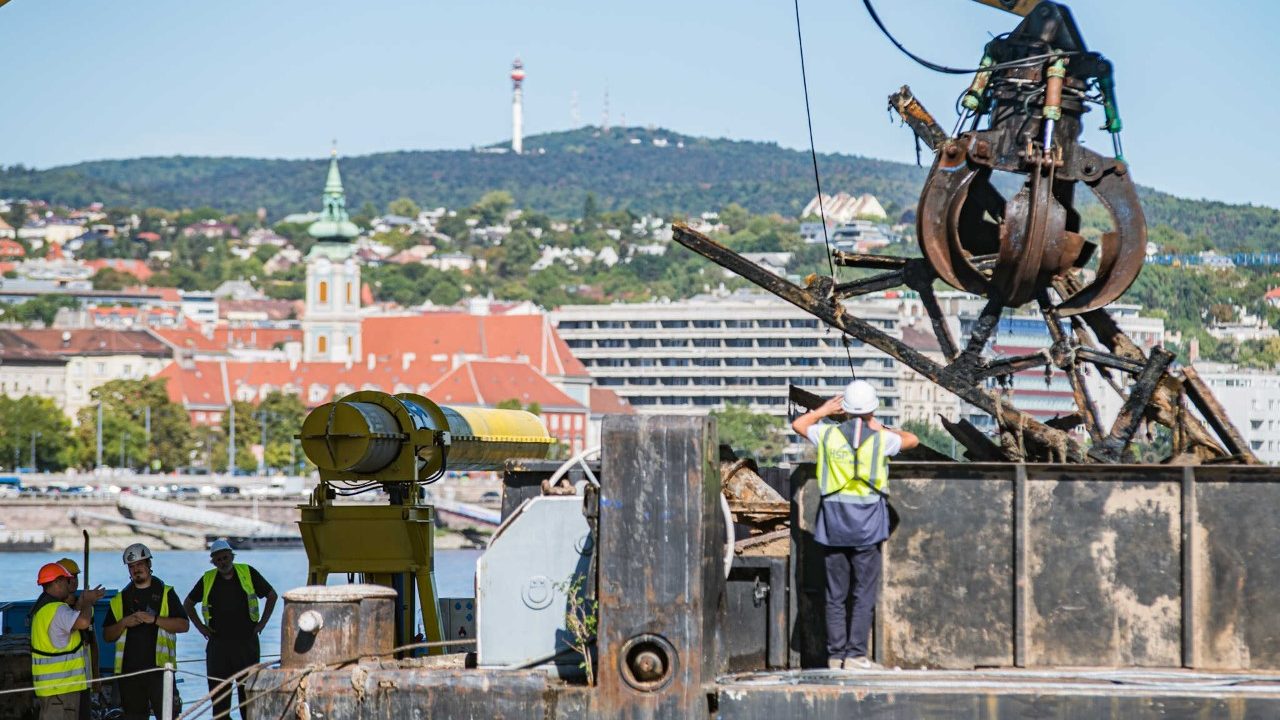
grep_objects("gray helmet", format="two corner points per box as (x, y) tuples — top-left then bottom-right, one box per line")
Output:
(122, 543), (152, 565)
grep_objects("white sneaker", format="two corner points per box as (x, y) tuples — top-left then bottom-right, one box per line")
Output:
(843, 656), (883, 671)
(827, 657), (844, 669)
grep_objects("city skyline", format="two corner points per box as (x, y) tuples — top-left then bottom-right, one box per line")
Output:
(2, 1), (1278, 208)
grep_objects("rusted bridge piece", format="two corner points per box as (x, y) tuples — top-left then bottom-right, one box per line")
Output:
(671, 223), (1257, 465)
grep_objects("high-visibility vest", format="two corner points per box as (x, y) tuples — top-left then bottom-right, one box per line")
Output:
(816, 422), (889, 504)
(199, 564), (260, 626)
(110, 586), (177, 673)
(30, 596), (88, 697)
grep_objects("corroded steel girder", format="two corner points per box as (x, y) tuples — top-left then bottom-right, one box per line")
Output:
(672, 223), (1083, 462)
(674, 224), (1257, 465)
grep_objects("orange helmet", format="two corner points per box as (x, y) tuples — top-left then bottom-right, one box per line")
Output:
(37, 562), (73, 586)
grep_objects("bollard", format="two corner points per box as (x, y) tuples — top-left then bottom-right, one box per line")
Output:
(162, 664), (174, 720)
(280, 584), (397, 668)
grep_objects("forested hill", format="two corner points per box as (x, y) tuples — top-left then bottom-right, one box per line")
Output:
(3, 126), (1280, 251)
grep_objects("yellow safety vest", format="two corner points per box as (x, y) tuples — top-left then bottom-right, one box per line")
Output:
(30, 598), (88, 697)
(110, 586), (177, 673)
(816, 423), (889, 504)
(200, 564), (260, 626)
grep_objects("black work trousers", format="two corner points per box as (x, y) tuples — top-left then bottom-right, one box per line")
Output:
(207, 634), (260, 720)
(823, 542), (882, 660)
(117, 670), (171, 720)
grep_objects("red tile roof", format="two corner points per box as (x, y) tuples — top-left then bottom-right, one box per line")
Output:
(85, 259), (153, 282)
(0, 330), (64, 364)
(157, 357), (586, 414)
(590, 387), (634, 415)
(123, 286), (183, 303)
(428, 360), (583, 409)
(362, 313), (589, 378)
(153, 327), (303, 354)
(8, 328), (170, 357)
(0, 239), (25, 257)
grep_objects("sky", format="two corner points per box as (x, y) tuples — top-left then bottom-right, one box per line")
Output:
(2, 0), (1277, 208)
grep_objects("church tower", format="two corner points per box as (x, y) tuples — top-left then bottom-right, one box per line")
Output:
(302, 148), (362, 363)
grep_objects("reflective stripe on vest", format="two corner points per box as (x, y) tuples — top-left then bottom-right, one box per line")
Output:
(816, 424), (888, 505)
(110, 586), (177, 673)
(200, 564), (260, 626)
(30, 600), (88, 697)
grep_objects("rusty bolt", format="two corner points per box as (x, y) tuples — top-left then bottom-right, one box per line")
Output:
(1114, 162), (1128, 176)
(973, 140), (991, 159)
(943, 143), (960, 159)
(631, 650), (666, 682)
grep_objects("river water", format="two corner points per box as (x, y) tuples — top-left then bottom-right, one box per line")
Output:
(0, 547), (480, 717)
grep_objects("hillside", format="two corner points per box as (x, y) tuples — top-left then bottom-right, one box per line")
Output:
(4, 126), (1280, 250)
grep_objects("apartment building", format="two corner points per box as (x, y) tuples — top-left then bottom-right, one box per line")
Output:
(1191, 362), (1280, 464)
(551, 291), (903, 426)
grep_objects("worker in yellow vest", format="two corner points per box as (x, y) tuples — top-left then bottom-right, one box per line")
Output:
(183, 539), (277, 720)
(103, 544), (189, 720)
(30, 562), (104, 720)
(793, 380), (918, 671)
(54, 558), (98, 720)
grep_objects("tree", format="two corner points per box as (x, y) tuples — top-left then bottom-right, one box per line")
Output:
(258, 391), (309, 473)
(581, 193), (600, 228)
(903, 420), (960, 460)
(0, 396), (79, 470)
(73, 379), (194, 471)
(719, 203), (751, 234)
(91, 267), (134, 291)
(211, 400), (260, 473)
(0, 294), (80, 327)
(474, 191), (515, 226)
(711, 403), (787, 465)
(387, 197), (421, 218)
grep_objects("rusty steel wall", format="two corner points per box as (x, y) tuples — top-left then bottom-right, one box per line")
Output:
(792, 462), (1280, 671)
(595, 414), (724, 718)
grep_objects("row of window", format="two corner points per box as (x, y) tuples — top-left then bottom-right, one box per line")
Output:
(599, 376), (897, 390)
(586, 356), (894, 370)
(559, 318), (826, 331)
(573, 335), (870, 348)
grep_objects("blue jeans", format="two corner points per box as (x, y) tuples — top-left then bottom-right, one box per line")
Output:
(823, 543), (882, 659)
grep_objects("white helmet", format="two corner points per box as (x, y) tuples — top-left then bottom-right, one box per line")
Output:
(841, 380), (879, 415)
(122, 543), (152, 565)
(209, 539), (233, 555)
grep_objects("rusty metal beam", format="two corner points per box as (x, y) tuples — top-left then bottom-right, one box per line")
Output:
(1054, 275), (1232, 462)
(1181, 366), (1261, 464)
(1039, 296), (1105, 443)
(974, 351), (1051, 380)
(833, 271), (905, 299)
(1088, 347), (1175, 463)
(831, 251), (909, 270)
(673, 223), (1084, 462)
(901, 260), (959, 361)
(1076, 346), (1144, 375)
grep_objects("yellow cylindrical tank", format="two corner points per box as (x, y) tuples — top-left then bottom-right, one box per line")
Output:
(300, 391), (554, 481)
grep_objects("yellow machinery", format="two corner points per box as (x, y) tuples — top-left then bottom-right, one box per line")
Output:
(297, 391), (554, 653)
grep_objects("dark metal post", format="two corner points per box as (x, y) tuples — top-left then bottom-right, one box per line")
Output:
(96, 402), (103, 469)
(597, 415), (722, 718)
(1181, 465), (1197, 668)
(1013, 463), (1028, 667)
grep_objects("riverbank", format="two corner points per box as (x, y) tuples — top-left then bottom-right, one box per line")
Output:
(0, 498), (492, 552)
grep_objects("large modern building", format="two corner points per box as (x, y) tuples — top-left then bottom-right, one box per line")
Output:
(551, 291), (904, 426)
(1190, 362), (1280, 464)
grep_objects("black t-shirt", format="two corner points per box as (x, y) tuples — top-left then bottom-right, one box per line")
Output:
(104, 578), (187, 672)
(184, 566), (273, 641)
